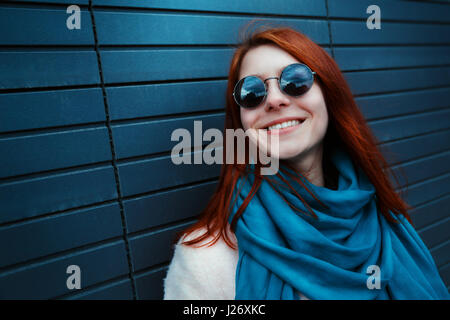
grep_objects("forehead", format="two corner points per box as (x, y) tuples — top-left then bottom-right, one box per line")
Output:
(239, 44), (300, 79)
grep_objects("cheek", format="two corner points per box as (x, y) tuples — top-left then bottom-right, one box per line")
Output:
(306, 87), (328, 131)
(239, 108), (254, 130)
(311, 103), (329, 136)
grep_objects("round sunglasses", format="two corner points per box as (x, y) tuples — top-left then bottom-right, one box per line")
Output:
(233, 63), (316, 109)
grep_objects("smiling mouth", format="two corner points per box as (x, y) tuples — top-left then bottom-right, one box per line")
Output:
(264, 119), (305, 132)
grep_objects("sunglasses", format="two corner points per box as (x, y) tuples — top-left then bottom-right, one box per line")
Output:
(233, 63), (316, 109)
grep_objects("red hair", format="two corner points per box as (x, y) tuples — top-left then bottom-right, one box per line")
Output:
(176, 23), (414, 250)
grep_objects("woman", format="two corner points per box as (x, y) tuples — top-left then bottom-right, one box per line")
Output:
(163, 25), (449, 300)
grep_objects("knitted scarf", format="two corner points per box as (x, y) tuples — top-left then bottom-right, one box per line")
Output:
(229, 146), (449, 299)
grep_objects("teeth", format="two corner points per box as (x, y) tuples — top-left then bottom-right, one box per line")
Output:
(267, 120), (302, 131)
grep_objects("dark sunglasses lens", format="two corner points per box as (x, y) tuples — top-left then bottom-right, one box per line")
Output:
(280, 63), (314, 96)
(234, 76), (266, 108)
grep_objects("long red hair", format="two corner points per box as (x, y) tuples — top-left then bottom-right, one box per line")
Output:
(176, 24), (414, 250)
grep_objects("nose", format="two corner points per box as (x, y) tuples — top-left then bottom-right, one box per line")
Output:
(264, 78), (290, 111)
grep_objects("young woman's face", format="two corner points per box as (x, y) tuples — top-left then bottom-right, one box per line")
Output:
(238, 44), (329, 164)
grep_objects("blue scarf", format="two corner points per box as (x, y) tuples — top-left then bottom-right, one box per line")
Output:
(229, 146), (449, 299)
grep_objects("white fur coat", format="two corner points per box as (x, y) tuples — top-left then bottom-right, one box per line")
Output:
(163, 227), (309, 300)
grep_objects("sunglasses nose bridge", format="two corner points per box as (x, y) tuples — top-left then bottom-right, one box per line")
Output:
(263, 76), (280, 93)
(263, 76), (279, 84)
(263, 77), (290, 109)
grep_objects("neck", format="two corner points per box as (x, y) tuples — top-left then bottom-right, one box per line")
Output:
(284, 144), (325, 187)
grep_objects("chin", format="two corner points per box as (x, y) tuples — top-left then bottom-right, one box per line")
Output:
(276, 140), (307, 158)
(270, 147), (306, 161)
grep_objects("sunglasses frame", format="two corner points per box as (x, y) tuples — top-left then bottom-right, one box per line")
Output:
(232, 63), (317, 109)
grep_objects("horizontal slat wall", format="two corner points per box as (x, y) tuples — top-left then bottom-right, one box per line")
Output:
(0, 1), (128, 299)
(93, 6), (331, 274)
(91, 0), (331, 301)
(328, 0), (450, 291)
(0, 0), (448, 300)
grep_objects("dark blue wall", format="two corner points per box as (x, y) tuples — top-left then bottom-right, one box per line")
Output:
(0, 0), (449, 299)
